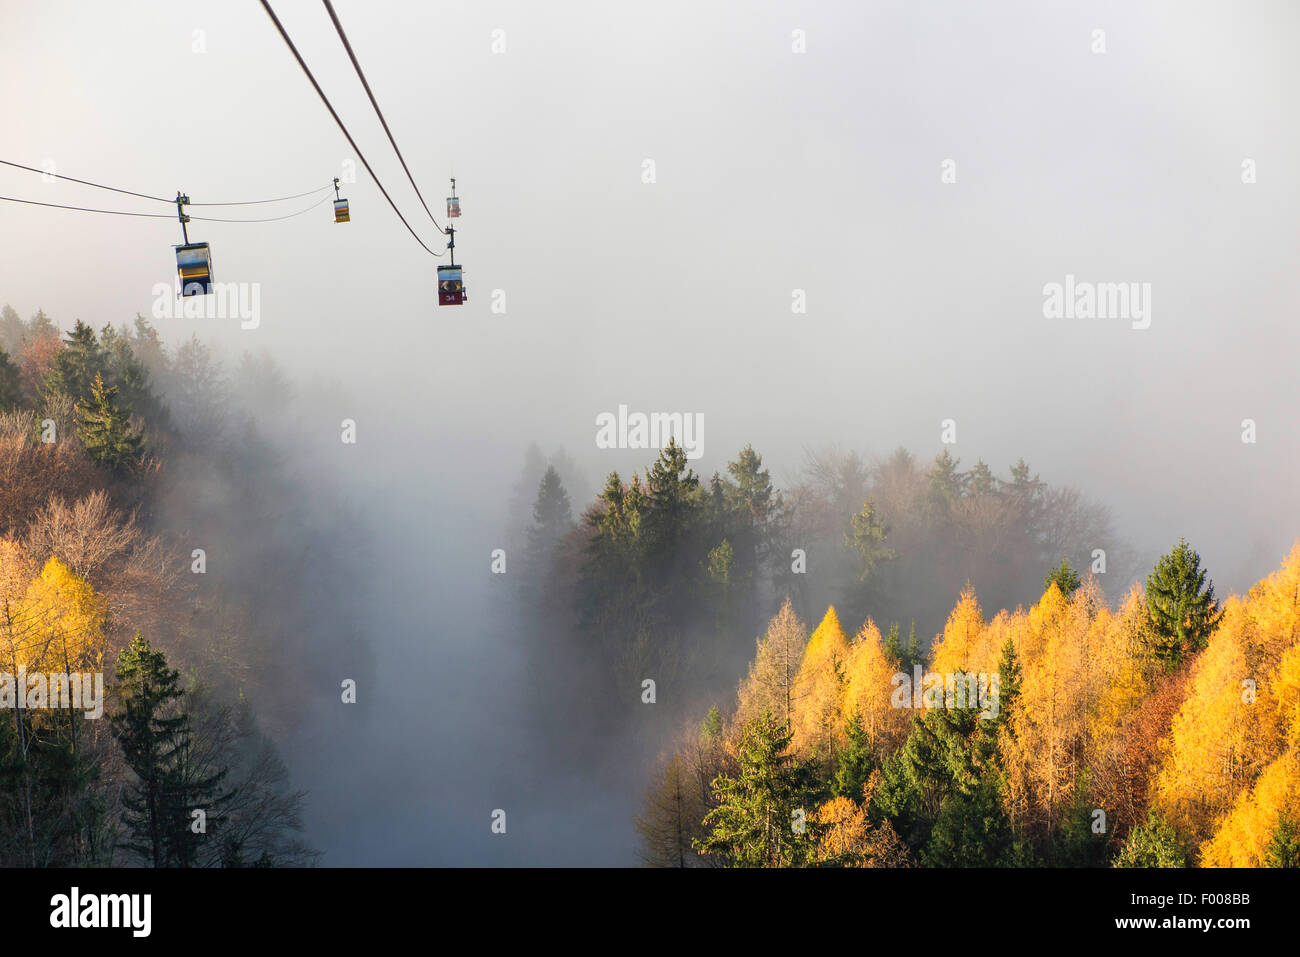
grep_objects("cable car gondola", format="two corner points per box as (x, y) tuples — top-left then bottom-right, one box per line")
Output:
(172, 192), (214, 297)
(446, 177), (460, 218)
(333, 177), (349, 223)
(437, 264), (464, 305)
(175, 242), (214, 297)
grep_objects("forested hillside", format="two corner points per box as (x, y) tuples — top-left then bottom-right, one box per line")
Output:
(0, 304), (366, 866)
(507, 440), (1298, 867)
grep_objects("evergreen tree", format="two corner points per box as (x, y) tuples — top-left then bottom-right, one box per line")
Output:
(832, 712), (875, 801)
(525, 466), (573, 573)
(1044, 558), (1081, 598)
(1145, 539), (1223, 667)
(44, 320), (104, 403)
(1265, 814), (1300, 868)
(0, 304), (24, 354)
(1114, 810), (1188, 868)
(0, 348), (20, 409)
(111, 634), (228, 867)
(845, 499), (894, 582)
(883, 622), (903, 666)
(694, 711), (822, 867)
(76, 373), (146, 472)
(111, 634), (186, 867)
(904, 621), (923, 672)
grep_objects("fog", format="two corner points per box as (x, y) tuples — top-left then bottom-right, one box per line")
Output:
(2, 0), (1297, 864)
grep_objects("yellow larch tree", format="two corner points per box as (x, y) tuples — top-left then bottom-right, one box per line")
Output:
(1006, 581), (1098, 836)
(790, 606), (851, 760)
(735, 597), (808, 731)
(840, 620), (910, 760)
(1155, 544), (1300, 847)
(1154, 597), (1269, 843)
(928, 584), (985, 677)
(1201, 747), (1300, 867)
(15, 557), (107, 676)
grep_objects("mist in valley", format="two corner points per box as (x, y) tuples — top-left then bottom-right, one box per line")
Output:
(2, 0), (1297, 866)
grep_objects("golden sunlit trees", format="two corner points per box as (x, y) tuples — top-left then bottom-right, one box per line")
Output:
(790, 606), (851, 759)
(1153, 544), (1300, 849)
(735, 598), (808, 731)
(928, 585), (986, 677)
(840, 620), (910, 762)
(0, 551), (110, 866)
(812, 772), (911, 867)
(1201, 747), (1300, 867)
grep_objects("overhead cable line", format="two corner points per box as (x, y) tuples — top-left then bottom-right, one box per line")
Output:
(0, 193), (332, 223)
(0, 157), (332, 207)
(258, 0), (445, 257)
(322, 0), (445, 234)
(0, 159), (171, 203)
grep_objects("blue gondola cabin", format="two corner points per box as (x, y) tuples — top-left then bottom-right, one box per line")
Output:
(175, 243), (213, 297)
(334, 198), (350, 223)
(437, 264), (465, 305)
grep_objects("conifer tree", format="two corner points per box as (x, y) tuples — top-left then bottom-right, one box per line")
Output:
(45, 321), (104, 403)
(525, 466), (573, 573)
(832, 712), (875, 801)
(1044, 558), (1081, 598)
(693, 711), (822, 867)
(0, 348), (20, 409)
(111, 634), (228, 867)
(1145, 539), (1222, 667)
(76, 373), (146, 473)
(1113, 810), (1188, 868)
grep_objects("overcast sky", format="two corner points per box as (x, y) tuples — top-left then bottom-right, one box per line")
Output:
(3, 0), (1297, 862)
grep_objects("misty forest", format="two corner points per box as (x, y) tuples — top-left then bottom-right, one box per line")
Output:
(3, 2), (1298, 875)
(3, 301), (1298, 869)
(0, 307), (366, 866)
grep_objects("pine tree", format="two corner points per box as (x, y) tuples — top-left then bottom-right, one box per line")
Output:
(1145, 539), (1223, 667)
(75, 373), (146, 472)
(524, 466), (573, 574)
(111, 633), (186, 867)
(905, 622), (923, 672)
(0, 348), (20, 409)
(845, 499), (894, 582)
(111, 634), (228, 867)
(1113, 810), (1188, 868)
(693, 711), (822, 867)
(1044, 558), (1081, 598)
(45, 321), (105, 403)
(1265, 815), (1300, 868)
(883, 622), (902, 665)
(832, 712), (875, 800)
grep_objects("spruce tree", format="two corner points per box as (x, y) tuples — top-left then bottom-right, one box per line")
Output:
(0, 348), (20, 409)
(76, 373), (146, 472)
(112, 633), (187, 867)
(1265, 815), (1300, 868)
(1044, 558), (1081, 598)
(832, 712), (875, 801)
(45, 320), (105, 403)
(111, 634), (228, 867)
(1113, 810), (1188, 868)
(525, 466), (573, 572)
(1145, 539), (1223, 667)
(694, 711), (822, 867)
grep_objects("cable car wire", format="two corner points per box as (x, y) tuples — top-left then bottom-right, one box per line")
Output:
(321, 0), (445, 235)
(190, 184), (333, 206)
(0, 192), (332, 223)
(191, 194), (332, 222)
(258, 0), (445, 257)
(0, 195), (175, 217)
(0, 159), (172, 203)
(1, 157), (335, 208)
